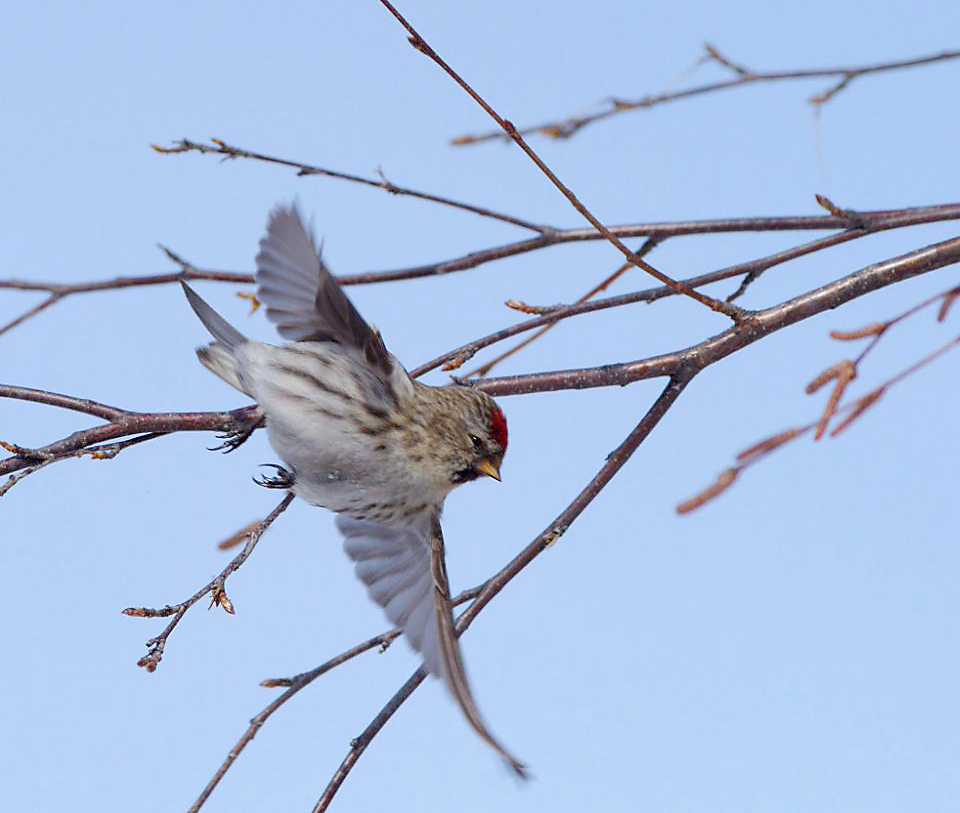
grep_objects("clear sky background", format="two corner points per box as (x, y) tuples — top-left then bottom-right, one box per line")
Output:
(2, 2), (958, 811)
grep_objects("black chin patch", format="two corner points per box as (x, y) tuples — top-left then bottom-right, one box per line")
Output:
(451, 466), (479, 484)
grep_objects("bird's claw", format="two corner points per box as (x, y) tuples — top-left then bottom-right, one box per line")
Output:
(254, 464), (295, 489)
(209, 406), (265, 453)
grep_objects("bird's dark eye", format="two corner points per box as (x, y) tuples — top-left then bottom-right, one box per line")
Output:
(470, 434), (483, 451)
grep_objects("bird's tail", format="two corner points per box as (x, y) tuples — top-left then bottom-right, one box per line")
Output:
(181, 281), (251, 395)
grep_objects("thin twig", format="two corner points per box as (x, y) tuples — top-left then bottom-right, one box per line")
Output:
(123, 493), (294, 671)
(188, 586), (484, 812)
(452, 47), (960, 144)
(377, 0), (741, 319)
(154, 138), (553, 234)
(0, 459), (56, 497)
(0, 293), (61, 336)
(473, 235), (960, 397)
(679, 282), (960, 511)
(463, 236), (662, 377)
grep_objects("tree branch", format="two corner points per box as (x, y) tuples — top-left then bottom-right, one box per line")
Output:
(188, 586), (485, 813)
(153, 138), (554, 234)
(476, 234), (960, 396)
(451, 46), (960, 144)
(377, 0), (741, 318)
(123, 493), (294, 671)
(3, 203), (957, 338)
(0, 388), (260, 477)
(5, 234), (957, 486)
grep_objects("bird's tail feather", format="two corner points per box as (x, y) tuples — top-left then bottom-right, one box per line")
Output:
(181, 282), (251, 395)
(181, 281), (246, 349)
(196, 343), (249, 394)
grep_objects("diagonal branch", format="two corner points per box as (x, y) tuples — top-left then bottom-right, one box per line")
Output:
(376, 0), (741, 318)
(123, 493), (294, 671)
(187, 585), (487, 813)
(475, 234), (960, 397)
(153, 138), (553, 234)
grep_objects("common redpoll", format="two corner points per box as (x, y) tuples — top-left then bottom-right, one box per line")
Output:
(181, 205), (524, 776)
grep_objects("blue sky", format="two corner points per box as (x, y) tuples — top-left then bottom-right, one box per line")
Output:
(2, 2), (958, 811)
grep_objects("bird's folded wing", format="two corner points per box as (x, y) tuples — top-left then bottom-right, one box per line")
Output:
(337, 514), (527, 777)
(254, 204), (392, 376)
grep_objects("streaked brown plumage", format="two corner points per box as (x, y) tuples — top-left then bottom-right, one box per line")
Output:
(182, 204), (524, 776)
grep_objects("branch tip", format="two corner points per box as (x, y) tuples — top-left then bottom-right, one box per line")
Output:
(677, 468), (738, 514)
(937, 286), (960, 322)
(830, 322), (887, 340)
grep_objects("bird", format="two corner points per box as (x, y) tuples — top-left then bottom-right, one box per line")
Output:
(180, 204), (525, 776)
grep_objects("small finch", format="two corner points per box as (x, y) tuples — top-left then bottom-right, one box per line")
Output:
(181, 205), (525, 776)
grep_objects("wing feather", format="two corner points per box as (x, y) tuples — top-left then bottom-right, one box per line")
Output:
(338, 515), (442, 676)
(255, 205), (393, 376)
(337, 514), (527, 777)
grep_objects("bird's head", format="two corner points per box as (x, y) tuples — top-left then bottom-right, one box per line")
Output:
(449, 392), (508, 485)
(412, 385), (508, 490)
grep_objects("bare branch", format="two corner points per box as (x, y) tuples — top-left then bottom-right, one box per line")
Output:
(410, 218), (960, 377)
(153, 138), (553, 234)
(276, 201), (960, 286)
(123, 493), (294, 671)
(0, 387), (261, 477)
(5, 234), (957, 492)
(3, 204), (957, 339)
(452, 48), (960, 144)
(464, 235), (662, 378)
(188, 586), (485, 813)
(0, 293), (61, 337)
(476, 235), (960, 397)
(0, 458), (56, 497)
(377, 0), (742, 319)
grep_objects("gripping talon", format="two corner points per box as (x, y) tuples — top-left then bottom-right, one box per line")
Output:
(254, 464), (294, 489)
(209, 408), (265, 453)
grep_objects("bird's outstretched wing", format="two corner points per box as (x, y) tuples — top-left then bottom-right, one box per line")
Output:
(337, 514), (527, 777)
(254, 204), (393, 377)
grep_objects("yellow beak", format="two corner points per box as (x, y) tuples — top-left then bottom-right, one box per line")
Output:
(474, 457), (501, 481)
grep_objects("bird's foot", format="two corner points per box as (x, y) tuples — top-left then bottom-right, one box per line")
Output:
(210, 405), (265, 453)
(254, 464), (295, 489)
